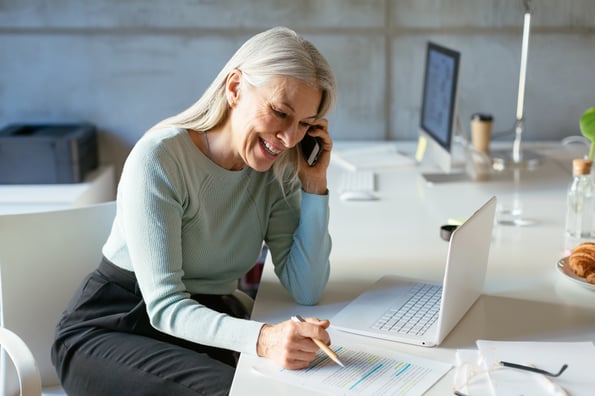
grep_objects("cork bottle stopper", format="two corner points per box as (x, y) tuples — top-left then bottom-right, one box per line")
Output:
(573, 159), (592, 175)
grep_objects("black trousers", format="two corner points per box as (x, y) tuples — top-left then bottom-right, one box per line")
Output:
(51, 258), (249, 396)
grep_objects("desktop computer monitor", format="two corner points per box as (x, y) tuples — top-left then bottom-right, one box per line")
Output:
(419, 42), (461, 174)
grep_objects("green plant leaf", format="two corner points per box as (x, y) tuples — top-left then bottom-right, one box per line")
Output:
(580, 107), (595, 160)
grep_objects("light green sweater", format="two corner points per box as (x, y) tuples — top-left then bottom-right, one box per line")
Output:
(102, 127), (331, 355)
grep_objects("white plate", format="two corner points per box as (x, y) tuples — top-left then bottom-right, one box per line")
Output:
(556, 256), (595, 291)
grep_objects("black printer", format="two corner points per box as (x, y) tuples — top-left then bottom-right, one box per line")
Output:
(0, 123), (98, 184)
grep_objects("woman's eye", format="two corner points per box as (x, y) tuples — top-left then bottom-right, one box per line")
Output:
(272, 108), (287, 119)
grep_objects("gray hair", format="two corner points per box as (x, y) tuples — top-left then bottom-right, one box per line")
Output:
(151, 26), (337, 187)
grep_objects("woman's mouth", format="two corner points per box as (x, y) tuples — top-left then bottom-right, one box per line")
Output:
(259, 137), (282, 156)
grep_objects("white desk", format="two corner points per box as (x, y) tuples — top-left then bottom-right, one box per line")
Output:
(230, 142), (595, 395)
(0, 164), (115, 214)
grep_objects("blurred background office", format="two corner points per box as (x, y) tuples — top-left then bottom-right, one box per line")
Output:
(1, 0), (594, 178)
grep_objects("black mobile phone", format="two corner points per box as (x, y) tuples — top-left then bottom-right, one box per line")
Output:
(300, 134), (322, 166)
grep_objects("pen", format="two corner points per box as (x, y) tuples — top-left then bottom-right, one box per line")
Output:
(291, 315), (345, 368)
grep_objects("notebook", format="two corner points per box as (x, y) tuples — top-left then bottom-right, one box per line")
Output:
(331, 196), (497, 347)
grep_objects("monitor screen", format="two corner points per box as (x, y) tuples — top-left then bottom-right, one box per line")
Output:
(420, 42), (460, 156)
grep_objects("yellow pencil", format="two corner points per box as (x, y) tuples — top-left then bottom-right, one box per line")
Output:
(291, 315), (345, 367)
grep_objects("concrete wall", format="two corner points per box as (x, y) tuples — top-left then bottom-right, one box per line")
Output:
(1, 0), (594, 174)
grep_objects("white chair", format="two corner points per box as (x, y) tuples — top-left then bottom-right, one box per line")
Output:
(0, 202), (117, 396)
(0, 327), (42, 396)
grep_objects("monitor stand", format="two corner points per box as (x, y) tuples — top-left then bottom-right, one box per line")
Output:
(421, 171), (469, 184)
(420, 134), (470, 184)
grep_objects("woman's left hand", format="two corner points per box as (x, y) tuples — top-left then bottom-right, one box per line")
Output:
(298, 118), (332, 195)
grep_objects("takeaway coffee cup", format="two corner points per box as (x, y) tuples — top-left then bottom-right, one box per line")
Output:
(470, 113), (493, 155)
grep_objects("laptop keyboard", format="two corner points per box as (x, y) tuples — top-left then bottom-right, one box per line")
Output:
(371, 283), (442, 336)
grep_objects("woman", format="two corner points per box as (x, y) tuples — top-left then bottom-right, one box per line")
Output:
(51, 26), (337, 395)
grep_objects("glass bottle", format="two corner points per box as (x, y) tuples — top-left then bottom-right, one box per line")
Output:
(565, 158), (594, 251)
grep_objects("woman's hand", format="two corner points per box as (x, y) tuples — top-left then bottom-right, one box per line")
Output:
(256, 317), (331, 369)
(298, 119), (332, 195)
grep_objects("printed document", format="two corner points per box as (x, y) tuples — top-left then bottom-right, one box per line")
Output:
(253, 343), (451, 396)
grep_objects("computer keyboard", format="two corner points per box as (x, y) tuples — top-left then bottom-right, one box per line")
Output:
(372, 283), (442, 336)
(339, 170), (376, 193)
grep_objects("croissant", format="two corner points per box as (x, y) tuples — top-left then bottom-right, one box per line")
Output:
(569, 242), (595, 284)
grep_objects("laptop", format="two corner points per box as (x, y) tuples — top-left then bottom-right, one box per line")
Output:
(331, 196), (497, 347)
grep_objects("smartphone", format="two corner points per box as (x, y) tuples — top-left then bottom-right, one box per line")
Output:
(300, 134), (322, 166)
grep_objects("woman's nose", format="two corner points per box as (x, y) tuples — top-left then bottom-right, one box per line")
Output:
(276, 124), (302, 148)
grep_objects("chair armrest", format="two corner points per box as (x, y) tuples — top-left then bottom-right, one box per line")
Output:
(232, 289), (254, 316)
(0, 327), (42, 396)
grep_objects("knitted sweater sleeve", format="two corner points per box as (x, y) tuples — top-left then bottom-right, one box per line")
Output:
(266, 185), (332, 305)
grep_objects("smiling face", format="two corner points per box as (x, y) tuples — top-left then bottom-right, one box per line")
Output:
(225, 72), (322, 172)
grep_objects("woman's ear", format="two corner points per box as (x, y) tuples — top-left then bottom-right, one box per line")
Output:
(226, 69), (242, 108)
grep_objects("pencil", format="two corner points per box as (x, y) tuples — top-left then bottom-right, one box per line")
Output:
(291, 315), (345, 368)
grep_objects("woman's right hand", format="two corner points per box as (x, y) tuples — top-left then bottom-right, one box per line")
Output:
(256, 317), (331, 369)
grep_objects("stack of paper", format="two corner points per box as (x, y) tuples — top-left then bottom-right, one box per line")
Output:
(332, 144), (416, 171)
(454, 340), (595, 396)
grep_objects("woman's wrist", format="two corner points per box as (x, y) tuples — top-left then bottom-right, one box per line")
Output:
(256, 323), (272, 357)
(301, 178), (328, 195)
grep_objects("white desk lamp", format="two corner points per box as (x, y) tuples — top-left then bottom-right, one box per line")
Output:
(492, 0), (541, 170)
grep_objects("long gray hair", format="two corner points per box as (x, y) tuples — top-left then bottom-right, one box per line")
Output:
(151, 26), (337, 187)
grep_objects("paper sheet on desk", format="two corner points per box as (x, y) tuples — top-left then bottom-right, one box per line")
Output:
(455, 340), (595, 396)
(332, 145), (416, 171)
(253, 343), (451, 396)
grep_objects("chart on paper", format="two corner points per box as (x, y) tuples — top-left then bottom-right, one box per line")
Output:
(253, 343), (451, 396)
